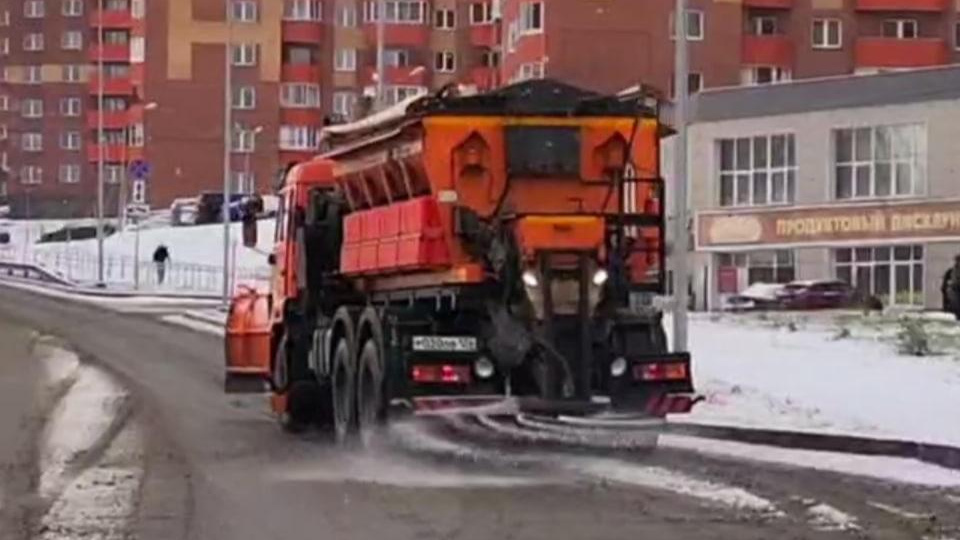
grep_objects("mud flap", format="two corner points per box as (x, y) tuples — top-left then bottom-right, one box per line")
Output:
(224, 288), (272, 394)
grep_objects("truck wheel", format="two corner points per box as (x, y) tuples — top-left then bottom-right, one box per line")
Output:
(331, 337), (356, 443)
(356, 337), (385, 445)
(271, 333), (290, 393)
(273, 334), (315, 433)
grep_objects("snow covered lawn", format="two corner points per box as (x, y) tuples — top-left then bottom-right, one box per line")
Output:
(678, 313), (960, 447)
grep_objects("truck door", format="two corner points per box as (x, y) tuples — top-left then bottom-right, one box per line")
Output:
(271, 188), (293, 320)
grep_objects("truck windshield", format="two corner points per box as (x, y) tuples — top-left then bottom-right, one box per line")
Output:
(505, 125), (581, 178)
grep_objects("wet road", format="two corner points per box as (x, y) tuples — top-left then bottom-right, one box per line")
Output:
(0, 283), (958, 540)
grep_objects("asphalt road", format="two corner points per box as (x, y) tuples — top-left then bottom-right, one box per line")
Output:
(0, 283), (958, 540)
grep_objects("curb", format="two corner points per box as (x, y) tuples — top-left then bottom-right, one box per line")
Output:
(667, 421), (960, 471)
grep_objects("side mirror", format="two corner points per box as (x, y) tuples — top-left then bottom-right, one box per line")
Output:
(242, 218), (257, 248)
(267, 253), (276, 266)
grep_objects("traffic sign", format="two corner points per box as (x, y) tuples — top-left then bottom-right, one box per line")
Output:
(129, 160), (151, 180)
(125, 203), (150, 220)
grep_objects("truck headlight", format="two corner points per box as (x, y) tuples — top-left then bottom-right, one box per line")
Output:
(522, 270), (539, 288)
(610, 357), (628, 377)
(592, 268), (609, 287)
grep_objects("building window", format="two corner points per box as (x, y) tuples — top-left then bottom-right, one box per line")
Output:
(741, 65), (791, 85)
(104, 0), (128, 10)
(882, 19), (918, 39)
(0, 95), (8, 110)
(129, 123), (144, 147)
(103, 97), (127, 111)
(669, 10), (704, 41)
(104, 164), (123, 184)
(812, 18), (842, 49)
(470, 2), (492, 25)
(60, 131), (81, 150)
(23, 33), (44, 51)
(279, 125), (319, 151)
(332, 91), (356, 119)
(434, 8), (454, 29)
(24, 0), (45, 18)
(334, 48), (356, 71)
(515, 61), (544, 82)
(363, 0), (426, 24)
(384, 48), (410, 67)
(131, 0), (144, 18)
(672, 72), (703, 96)
(834, 246), (923, 306)
(231, 171), (256, 194)
(63, 64), (84, 82)
(718, 134), (796, 207)
(280, 83), (321, 108)
(1, 38), (8, 55)
(233, 86), (257, 109)
(101, 64), (130, 78)
(751, 16), (777, 36)
(22, 133), (43, 152)
(62, 31), (83, 50)
(98, 129), (126, 145)
(231, 128), (257, 153)
(285, 45), (316, 65)
(21, 99), (44, 118)
(481, 49), (500, 68)
(284, 0), (321, 21)
(21, 166), (43, 184)
(519, 2), (543, 34)
(718, 250), (795, 286)
(833, 124), (924, 200)
(59, 164), (81, 184)
(434, 51), (456, 72)
(336, 4), (356, 26)
(383, 85), (426, 106)
(232, 44), (258, 66)
(62, 0), (82, 16)
(0, 125), (7, 140)
(232, 0), (258, 22)
(60, 97), (81, 116)
(955, 22), (960, 50)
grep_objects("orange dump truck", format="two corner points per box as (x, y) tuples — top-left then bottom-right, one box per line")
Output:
(225, 80), (696, 439)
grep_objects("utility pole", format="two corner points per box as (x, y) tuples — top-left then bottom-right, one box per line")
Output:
(96, 10), (106, 286)
(222, 3), (233, 308)
(375, 0), (386, 110)
(672, 0), (690, 352)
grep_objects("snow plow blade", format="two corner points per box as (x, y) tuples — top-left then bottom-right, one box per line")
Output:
(224, 287), (272, 394)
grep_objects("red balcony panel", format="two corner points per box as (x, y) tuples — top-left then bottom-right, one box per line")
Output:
(87, 144), (127, 163)
(89, 43), (130, 63)
(362, 24), (430, 47)
(283, 20), (324, 43)
(281, 64), (323, 83)
(86, 110), (129, 130)
(744, 0), (792, 7)
(364, 65), (427, 86)
(89, 9), (133, 28)
(88, 77), (135, 96)
(742, 35), (794, 67)
(130, 64), (146, 86)
(280, 150), (317, 165)
(469, 24), (497, 48)
(855, 37), (949, 68)
(281, 108), (324, 125)
(469, 67), (498, 90)
(856, 0), (945, 11)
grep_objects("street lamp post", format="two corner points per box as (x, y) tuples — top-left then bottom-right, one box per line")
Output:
(243, 125), (263, 194)
(672, 0), (691, 352)
(222, 3), (234, 309)
(96, 10), (106, 286)
(375, 0), (386, 110)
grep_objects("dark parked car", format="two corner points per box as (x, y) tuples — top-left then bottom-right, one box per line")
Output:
(776, 280), (856, 310)
(195, 192), (246, 225)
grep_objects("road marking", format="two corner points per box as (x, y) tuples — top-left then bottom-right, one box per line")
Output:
(160, 314), (225, 336)
(806, 503), (860, 532)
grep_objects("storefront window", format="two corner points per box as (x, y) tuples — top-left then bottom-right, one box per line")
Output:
(717, 250), (795, 289)
(834, 245), (923, 305)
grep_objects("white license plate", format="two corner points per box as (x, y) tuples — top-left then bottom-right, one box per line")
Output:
(412, 336), (478, 353)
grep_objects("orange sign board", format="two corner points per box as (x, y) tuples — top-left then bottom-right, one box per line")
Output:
(697, 200), (960, 249)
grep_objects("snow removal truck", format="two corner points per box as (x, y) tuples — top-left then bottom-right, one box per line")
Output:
(224, 79), (697, 439)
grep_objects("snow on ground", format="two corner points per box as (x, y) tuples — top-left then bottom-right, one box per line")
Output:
(672, 313), (960, 447)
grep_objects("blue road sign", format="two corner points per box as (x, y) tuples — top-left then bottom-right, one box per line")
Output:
(129, 160), (150, 180)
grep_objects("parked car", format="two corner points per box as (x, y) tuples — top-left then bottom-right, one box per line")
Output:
(722, 282), (786, 312)
(776, 280), (856, 310)
(170, 197), (199, 226)
(195, 192), (246, 225)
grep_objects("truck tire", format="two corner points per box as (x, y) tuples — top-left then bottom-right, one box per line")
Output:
(330, 336), (356, 443)
(356, 336), (385, 444)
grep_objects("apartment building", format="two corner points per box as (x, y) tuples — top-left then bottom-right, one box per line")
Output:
(689, 66), (960, 310)
(2, 0), (960, 217)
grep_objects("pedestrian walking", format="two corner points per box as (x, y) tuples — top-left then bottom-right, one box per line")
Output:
(943, 254), (960, 320)
(152, 244), (170, 285)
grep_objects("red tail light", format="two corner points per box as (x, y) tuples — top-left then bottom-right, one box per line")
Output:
(411, 364), (472, 384)
(635, 362), (688, 382)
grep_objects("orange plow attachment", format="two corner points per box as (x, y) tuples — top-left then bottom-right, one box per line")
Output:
(224, 287), (272, 394)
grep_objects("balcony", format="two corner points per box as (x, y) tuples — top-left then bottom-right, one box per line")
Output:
(86, 110), (129, 130)
(469, 24), (498, 48)
(281, 64), (323, 83)
(281, 109), (324, 125)
(742, 34), (794, 66)
(282, 20), (324, 44)
(87, 144), (128, 163)
(88, 76), (135, 95)
(856, 0), (946, 11)
(469, 67), (498, 91)
(744, 0), (792, 8)
(361, 23), (430, 48)
(89, 9), (133, 28)
(89, 43), (130, 63)
(364, 65), (427, 86)
(855, 37), (949, 68)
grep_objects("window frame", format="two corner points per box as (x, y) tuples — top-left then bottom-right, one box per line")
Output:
(60, 97), (81, 116)
(232, 0), (259, 23)
(284, 0), (322, 21)
(61, 30), (83, 50)
(434, 50), (456, 72)
(434, 7), (455, 29)
(232, 43), (259, 66)
(669, 9), (704, 41)
(22, 132), (43, 152)
(812, 18), (842, 50)
(519, 2), (543, 35)
(232, 85), (257, 110)
(280, 82), (321, 109)
(21, 98), (44, 118)
(334, 48), (357, 71)
(59, 164), (81, 184)
(751, 16), (777, 36)
(882, 18), (918, 39)
(716, 133), (797, 208)
(23, 33), (44, 51)
(24, 0), (45, 18)
(60, 130), (82, 150)
(62, 0), (82, 16)
(21, 165), (43, 184)
(470, 2), (492, 25)
(832, 123), (926, 200)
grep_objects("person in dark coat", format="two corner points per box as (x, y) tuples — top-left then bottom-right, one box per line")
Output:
(943, 255), (960, 320)
(152, 244), (170, 285)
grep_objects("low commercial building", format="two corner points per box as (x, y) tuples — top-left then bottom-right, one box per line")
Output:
(688, 66), (960, 310)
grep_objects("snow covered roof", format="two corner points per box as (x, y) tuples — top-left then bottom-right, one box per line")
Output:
(320, 91), (428, 142)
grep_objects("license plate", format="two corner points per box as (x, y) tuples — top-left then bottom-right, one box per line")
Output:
(412, 336), (478, 353)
